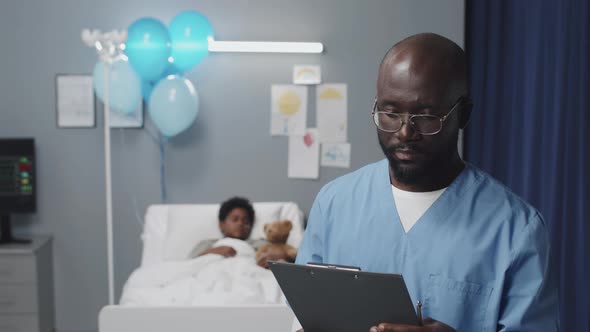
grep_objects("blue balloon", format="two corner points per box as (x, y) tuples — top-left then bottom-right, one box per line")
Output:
(125, 17), (171, 81)
(93, 59), (142, 114)
(141, 81), (153, 102)
(169, 11), (214, 72)
(148, 76), (199, 137)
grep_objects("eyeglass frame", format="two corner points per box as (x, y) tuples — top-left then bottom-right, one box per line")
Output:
(370, 97), (464, 135)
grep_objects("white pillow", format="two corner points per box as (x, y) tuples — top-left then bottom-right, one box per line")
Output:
(162, 203), (282, 261)
(249, 202), (285, 241)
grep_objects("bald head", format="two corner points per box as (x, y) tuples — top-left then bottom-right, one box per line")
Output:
(379, 33), (468, 103)
(375, 33), (470, 191)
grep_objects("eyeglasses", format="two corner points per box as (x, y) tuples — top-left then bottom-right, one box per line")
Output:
(371, 97), (463, 135)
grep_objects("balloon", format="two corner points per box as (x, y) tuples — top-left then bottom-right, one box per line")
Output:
(162, 59), (183, 77)
(125, 17), (170, 81)
(168, 11), (214, 72)
(148, 76), (199, 137)
(93, 59), (142, 114)
(141, 81), (153, 102)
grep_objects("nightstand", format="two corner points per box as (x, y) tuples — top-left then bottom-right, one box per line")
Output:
(0, 236), (54, 332)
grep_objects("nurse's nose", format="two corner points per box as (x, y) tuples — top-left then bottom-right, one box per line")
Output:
(396, 116), (420, 142)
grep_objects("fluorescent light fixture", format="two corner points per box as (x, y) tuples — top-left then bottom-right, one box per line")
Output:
(208, 40), (323, 53)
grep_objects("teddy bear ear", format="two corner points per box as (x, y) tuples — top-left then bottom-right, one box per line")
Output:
(283, 220), (293, 231)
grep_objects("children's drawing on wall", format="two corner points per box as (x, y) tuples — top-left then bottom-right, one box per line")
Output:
(293, 65), (321, 85)
(270, 85), (308, 136)
(288, 128), (320, 179)
(316, 84), (347, 143)
(321, 143), (351, 168)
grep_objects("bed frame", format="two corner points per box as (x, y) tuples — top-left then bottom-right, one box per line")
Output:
(99, 305), (296, 332)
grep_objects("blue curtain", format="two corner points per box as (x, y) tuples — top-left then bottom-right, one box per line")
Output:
(465, 0), (589, 331)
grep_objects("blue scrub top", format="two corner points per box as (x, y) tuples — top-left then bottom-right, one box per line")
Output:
(296, 159), (559, 331)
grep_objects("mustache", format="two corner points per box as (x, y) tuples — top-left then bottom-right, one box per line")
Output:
(386, 143), (425, 154)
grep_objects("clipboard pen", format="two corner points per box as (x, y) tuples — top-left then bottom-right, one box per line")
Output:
(416, 301), (423, 326)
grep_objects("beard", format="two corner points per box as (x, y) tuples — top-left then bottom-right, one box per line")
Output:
(378, 131), (459, 185)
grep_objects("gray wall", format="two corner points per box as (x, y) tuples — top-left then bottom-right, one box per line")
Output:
(0, 1), (464, 331)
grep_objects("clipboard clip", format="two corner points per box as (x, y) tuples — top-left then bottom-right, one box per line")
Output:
(306, 262), (361, 272)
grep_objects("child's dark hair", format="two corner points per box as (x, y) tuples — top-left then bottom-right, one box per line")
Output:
(218, 197), (255, 224)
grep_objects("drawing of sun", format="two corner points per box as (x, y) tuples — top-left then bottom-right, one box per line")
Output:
(319, 88), (343, 100)
(278, 91), (301, 115)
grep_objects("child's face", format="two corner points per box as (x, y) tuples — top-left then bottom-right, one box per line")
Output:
(219, 208), (253, 240)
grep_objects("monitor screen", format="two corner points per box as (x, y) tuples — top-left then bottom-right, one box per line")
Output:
(0, 138), (36, 213)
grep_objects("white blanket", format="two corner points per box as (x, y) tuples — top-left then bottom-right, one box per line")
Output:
(120, 238), (282, 306)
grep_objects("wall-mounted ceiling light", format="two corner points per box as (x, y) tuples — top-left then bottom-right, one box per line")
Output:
(208, 39), (324, 54)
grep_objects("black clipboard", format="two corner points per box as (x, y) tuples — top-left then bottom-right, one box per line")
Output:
(269, 261), (419, 332)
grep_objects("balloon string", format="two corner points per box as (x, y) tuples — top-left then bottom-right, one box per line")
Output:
(159, 135), (168, 203)
(144, 125), (160, 145)
(117, 128), (148, 228)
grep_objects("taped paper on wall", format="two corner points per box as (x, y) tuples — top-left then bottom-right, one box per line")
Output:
(321, 143), (351, 168)
(288, 128), (320, 179)
(271, 85), (308, 136)
(316, 84), (347, 142)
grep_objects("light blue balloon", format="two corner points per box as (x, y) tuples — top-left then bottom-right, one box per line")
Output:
(148, 76), (199, 137)
(125, 17), (171, 81)
(93, 60), (142, 114)
(169, 11), (214, 73)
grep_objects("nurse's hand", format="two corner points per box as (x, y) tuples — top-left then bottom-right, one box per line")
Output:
(369, 318), (455, 332)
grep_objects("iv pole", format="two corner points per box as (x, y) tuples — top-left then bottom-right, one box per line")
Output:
(81, 29), (127, 305)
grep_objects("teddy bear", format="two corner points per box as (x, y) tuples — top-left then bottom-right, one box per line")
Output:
(255, 220), (297, 268)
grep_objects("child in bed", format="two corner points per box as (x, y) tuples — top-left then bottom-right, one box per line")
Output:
(188, 197), (294, 268)
(188, 197), (266, 258)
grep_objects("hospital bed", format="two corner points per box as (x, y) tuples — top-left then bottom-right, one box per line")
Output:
(99, 202), (304, 332)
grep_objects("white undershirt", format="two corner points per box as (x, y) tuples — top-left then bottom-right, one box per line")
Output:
(391, 185), (447, 233)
